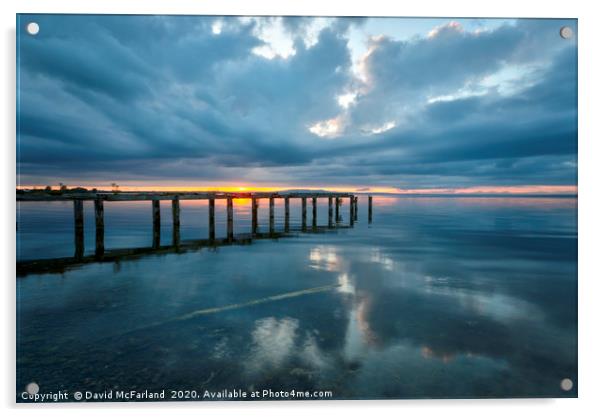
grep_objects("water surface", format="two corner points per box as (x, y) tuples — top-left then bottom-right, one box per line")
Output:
(16, 196), (578, 399)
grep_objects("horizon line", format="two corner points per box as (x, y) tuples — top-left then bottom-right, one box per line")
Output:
(16, 184), (577, 197)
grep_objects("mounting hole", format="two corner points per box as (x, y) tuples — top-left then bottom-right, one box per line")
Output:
(26, 22), (40, 36)
(559, 26), (573, 39)
(25, 382), (39, 395)
(560, 378), (573, 391)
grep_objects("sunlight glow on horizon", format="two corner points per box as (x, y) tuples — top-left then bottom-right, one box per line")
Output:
(17, 184), (577, 195)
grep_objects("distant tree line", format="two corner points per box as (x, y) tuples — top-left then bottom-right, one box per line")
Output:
(18, 183), (121, 194)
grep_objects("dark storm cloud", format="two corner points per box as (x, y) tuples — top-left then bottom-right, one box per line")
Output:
(381, 46), (572, 159)
(17, 15), (577, 188)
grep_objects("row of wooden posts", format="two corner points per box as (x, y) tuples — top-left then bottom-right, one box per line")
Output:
(69, 194), (374, 259)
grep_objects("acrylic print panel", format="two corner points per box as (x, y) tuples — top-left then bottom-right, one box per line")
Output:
(16, 15), (577, 402)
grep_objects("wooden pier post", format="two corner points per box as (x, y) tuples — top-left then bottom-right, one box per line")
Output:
(152, 199), (161, 248)
(349, 196), (354, 226)
(252, 197), (258, 235)
(284, 196), (290, 232)
(208, 198), (215, 241)
(368, 195), (373, 223)
(312, 197), (317, 229)
(94, 198), (104, 257)
(269, 196), (275, 235)
(74, 200), (84, 258)
(301, 197), (307, 231)
(328, 196), (333, 228)
(227, 197), (234, 242)
(20, 191), (365, 260)
(172, 196), (180, 247)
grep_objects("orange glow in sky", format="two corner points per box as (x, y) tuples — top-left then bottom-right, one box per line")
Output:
(17, 183), (577, 195)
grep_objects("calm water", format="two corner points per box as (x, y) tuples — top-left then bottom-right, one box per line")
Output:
(16, 196), (578, 399)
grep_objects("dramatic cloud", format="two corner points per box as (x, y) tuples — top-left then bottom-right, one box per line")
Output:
(17, 15), (577, 191)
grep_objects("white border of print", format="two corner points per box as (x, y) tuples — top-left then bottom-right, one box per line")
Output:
(2, 1), (600, 417)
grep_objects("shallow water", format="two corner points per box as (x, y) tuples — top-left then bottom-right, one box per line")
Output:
(16, 196), (578, 399)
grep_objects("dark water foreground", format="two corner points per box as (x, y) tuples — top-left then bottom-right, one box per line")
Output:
(16, 196), (577, 400)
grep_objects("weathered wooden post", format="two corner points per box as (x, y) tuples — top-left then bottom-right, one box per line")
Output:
(335, 197), (340, 222)
(328, 196), (333, 228)
(354, 196), (358, 221)
(349, 196), (354, 226)
(74, 200), (84, 258)
(172, 196), (180, 247)
(301, 197), (307, 231)
(94, 197), (104, 257)
(208, 198), (215, 241)
(368, 195), (373, 223)
(269, 196), (275, 235)
(227, 197), (234, 242)
(152, 199), (161, 248)
(312, 197), (317, 229)
(284, 196), (290, 232)
(252, 197), (258, 235)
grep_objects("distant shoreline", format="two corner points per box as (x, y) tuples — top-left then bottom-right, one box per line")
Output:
(15, 187), (576, 199)
(361, 193), (577, 198)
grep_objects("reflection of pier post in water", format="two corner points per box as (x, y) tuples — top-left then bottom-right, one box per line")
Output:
(17, 190), (373, 275)
(17, 223), (357, 277)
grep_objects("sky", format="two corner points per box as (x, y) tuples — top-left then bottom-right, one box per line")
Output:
(17, 15), (577, 193)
